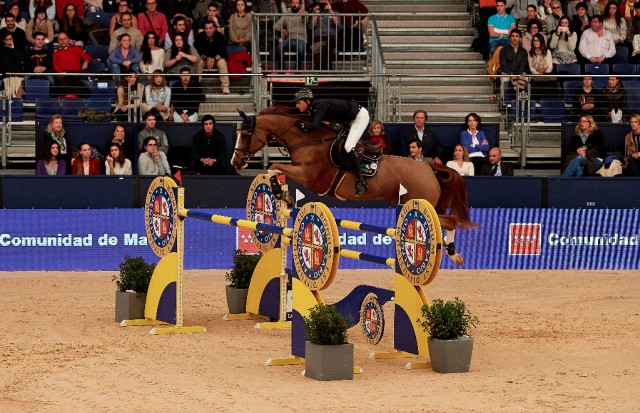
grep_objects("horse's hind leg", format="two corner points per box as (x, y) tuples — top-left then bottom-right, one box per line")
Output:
(438, 214), (464, 266)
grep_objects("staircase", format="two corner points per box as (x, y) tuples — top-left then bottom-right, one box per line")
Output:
(368, 0), (501, 123)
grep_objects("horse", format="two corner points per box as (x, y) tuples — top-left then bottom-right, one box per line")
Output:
(231, 106), (476, 265)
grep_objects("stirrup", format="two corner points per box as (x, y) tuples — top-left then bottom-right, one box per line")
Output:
(355, 180), (367, 197)
(270, 175), (283, 200)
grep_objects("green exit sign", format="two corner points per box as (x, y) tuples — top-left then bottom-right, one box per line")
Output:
(305, 76), (318, 86)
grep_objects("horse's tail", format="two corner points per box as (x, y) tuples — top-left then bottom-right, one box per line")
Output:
(430, 163), (477, 230)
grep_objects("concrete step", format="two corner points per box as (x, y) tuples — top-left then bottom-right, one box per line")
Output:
(389, 77), (493, 87)
(392, 102), (498, 113)
(200, 102), (254, 114)
(382, 44), (475, 52)
(375, 17), (471, 26)
(400, 95), (494, 104)
(367, 3), (468, 13)
(386, 66), (487, 75)
(377, 27), (475, 36)
(385, 60), (486, 67)
(379, 34), (475, 44)
(383, 51), (483, 60)
(391, 85), (494, 94)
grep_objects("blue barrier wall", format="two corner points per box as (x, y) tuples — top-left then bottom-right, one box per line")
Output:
(0, 208), (637, 271)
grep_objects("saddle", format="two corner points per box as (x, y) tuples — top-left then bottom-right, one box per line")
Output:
(329, 129), (383, 178)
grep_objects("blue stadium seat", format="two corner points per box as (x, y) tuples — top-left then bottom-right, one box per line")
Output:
(626, 86), (640, 114)
(556, 63), (581, 76)
(613, 63), (636, 76)
(540, 98), (566, 123)
(24, 79), (50, 103)
(508, 99), (536, 122)
(614, 46), (629, 64)
(90, 79), (115, 101)
(84, 44), (109, 62)
(87, 97), (113, 113)
(85, 61), (106, 75)
(60, 98), (87, 122)
(563, 80), (583, 104)
(1, 99), (25, 122)
(35, 98), (61, 123)
(584, 63), (609, 88)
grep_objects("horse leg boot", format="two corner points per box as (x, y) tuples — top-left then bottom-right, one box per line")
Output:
(444, 229), (464, 266)
(348, 149), (367, 196)
(269, 173), (284, 200)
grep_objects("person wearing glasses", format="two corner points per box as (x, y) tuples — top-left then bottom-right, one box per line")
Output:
(138, 0), (168, 46)
(139, 136), (170, 175)
(545, 0), (564, 34)
(109, 0), (139, 37)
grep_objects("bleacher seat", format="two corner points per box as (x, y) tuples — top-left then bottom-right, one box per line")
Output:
(90, 79), (115, 101)
(85, 61), (106, 75)
(584, 63), (609, 88)
(556, 63), (581, 76)
(87, 97), (113, 113)
(60, 98), (88, 122)
(563, 80), (583, 104)
(613, 63), (635, 76)
(84, 44), (109, 63)
(24, 79), (50, 103)
(1, 99), (24, 122)
(508, 98), (536, 122)
(614, 46), (629, 64)
(626, 86), (640, 114)
(540, 98), (566, 122)
(35, 98), (62, 123)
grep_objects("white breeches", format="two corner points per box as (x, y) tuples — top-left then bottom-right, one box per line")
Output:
(344, 107), (370, 152)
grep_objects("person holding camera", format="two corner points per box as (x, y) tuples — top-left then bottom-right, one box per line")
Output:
(550, 15), (578, 64)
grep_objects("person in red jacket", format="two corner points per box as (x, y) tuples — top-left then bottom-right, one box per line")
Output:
(71, 143), (101, 175)
(52, 31), (91, 97)
(137, 0), (168, 46)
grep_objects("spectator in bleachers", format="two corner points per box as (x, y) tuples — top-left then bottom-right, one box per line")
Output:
(109, 1), (139, 37)
(479, 147), (514, 176)
(368, 120), (395, 155)
(0, 12), (27, 52)
(1, 1), (26, 31)
(632, 23), (640, 63)
(193, 0), (213, 24)
(0, 30), (24, 79)
(499, 28), (529, 95)
(109, 11), (143, 52)
(544, 0), (563, 34)
(331, 0), (368, 52)
(166, 0), (193, 18)
(630, 2), (640, 39)
(603, 1), (627, 45)
(29, 0), (56, 21)
(446, 144), (475, 176)
(551, 15), (578, 63)
(460, 112), (490, 171)
(170, 67), (204, 122)
(138, 110), (169, 153)
(488, 0), (516, 54)
(164, 33), (201, 76)
(72, 143), (101, 175)
(55, 0), (83, 20)
(105, 143), (133, 175)
(537, 0), (553, 21)
(36, 140), (66, 175)
(566, 0), (581, 21)
(529, 32), (557, 99)
(105, 123), (129, 156)
(573, 74), (600, 120)
(228, 0), (253, 52)
(138, 0), (168, 47)
(164, 14), (195, 50)
(197, 1), (225, 33)
(588, 0), (604, 17)
(113, 71), (143, 120)
(522, 19), (545, 52)
(624, 113), (640, 175)
(508, 0), (533, 20)
(24, 31), (55, 85)
(138, 136), (170, 175)
(26, 6), (54, 47)
(562, 114), (604, 175)
(194, 20), (230, 93)
(190, 114), (230, 175)
(600, 74), (627, 122)
(518, 5), (543, 34)
(273, 0), (307, 70)
(103, 0), (122, 14)
(618, 0), (636, 43)
(308, 1), (339, 70)
(46, 114), (68, 155)
(58, 2), (88, 48)
(570, 2), (590, 45)
(107, 33), (142, 74)
(402, 109), (443, 164)
(407, 138), (427, 162)
(139, 30), (165, 73)
(578, 14), (617, 65)
(141, 70), (171, 120)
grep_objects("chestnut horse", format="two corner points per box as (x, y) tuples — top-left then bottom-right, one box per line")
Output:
(231, 107), (475, 265)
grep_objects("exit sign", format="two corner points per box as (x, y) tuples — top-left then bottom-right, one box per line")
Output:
(305, 76), (318, 86)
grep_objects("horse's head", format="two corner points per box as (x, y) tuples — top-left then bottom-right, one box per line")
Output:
(231, 110), (269, 170)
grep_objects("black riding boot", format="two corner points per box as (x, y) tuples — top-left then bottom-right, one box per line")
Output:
(348, 149), (367, 196)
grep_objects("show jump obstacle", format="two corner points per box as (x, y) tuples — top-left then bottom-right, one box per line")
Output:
(131, 175), (443, 368)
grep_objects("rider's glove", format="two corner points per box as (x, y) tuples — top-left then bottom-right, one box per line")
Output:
(295, 120), (306, 131)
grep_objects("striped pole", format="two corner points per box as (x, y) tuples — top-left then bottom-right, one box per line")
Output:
(182, 209), (293, 238)
(335, 218), (396, 238)
(339, 248), (395, 269)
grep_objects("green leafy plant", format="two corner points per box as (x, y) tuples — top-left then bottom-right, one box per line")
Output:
(112, 256), (155, 294)
(225, 249), (261, 289)
(419, 297), (478, 340)
(303, 304), (350, 345)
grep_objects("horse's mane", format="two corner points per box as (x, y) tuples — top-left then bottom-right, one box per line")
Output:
(259, 105), (301, 118)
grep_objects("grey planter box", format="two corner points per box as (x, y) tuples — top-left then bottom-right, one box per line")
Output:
(305, 342), (354, 381)
(428, 336), (474, 373)
(225, 285), (249, 314)
(115, 290), (146, 322)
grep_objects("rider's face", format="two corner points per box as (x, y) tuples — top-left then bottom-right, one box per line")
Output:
(296, 99), (309, 112)
(409, 143), (421, 157)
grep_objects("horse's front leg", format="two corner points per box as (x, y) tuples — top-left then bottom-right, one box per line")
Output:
(268, 164), (308, 206)
(438, 215), (464, 266)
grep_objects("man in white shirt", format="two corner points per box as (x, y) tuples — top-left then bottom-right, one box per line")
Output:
(578, 15), (616, 65)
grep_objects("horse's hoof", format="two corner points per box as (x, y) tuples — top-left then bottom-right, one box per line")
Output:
(283, 191), (294, 207)
(447, 253), (464, 266)
(270, 175), (283, 199)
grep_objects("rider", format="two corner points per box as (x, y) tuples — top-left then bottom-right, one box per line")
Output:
(293, 88), (370, 196)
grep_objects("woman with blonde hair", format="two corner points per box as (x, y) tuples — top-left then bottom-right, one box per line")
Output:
(624, 113), (640, 176)
(46, 114), (67, 155)
(142, 70), (171, 120)
(368, 120), (394, 154)
(562, 114), (604, 176)
(446, 144), (475, 176)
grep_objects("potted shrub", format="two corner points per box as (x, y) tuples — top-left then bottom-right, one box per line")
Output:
(303, 304), (353, 381)
(113, 256), (155, 322)
(419, 297), (478, 373)
(225, 249), (261, 314)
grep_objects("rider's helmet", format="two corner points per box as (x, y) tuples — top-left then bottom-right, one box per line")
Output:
(293, 88), (314, 102)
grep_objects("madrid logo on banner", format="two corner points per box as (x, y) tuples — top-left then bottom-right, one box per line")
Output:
(509, 223), (542, 255)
